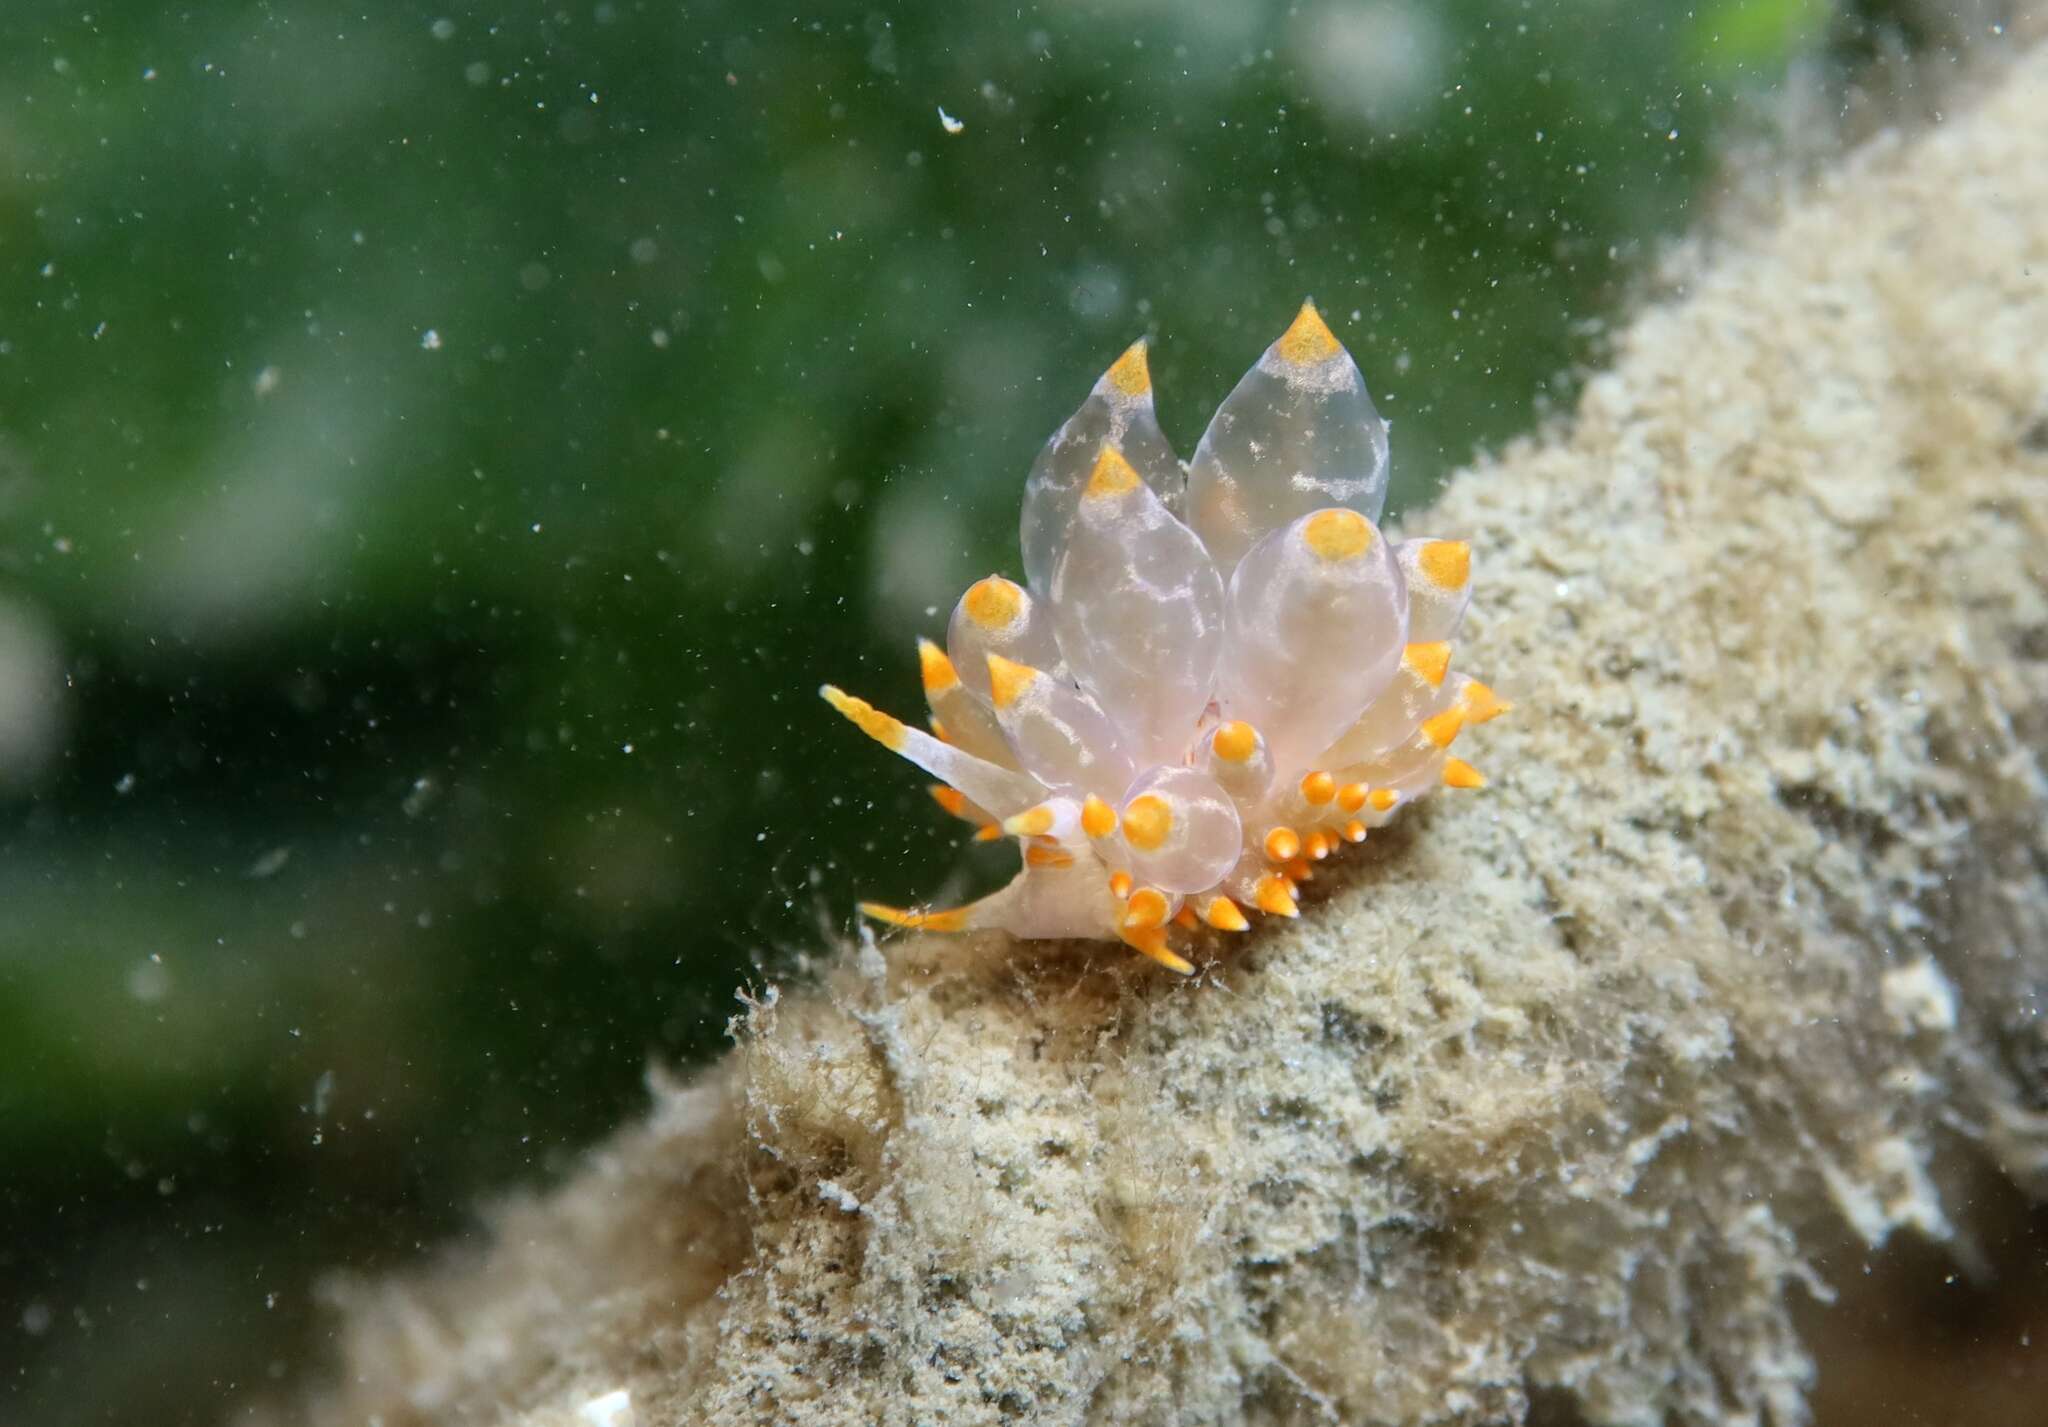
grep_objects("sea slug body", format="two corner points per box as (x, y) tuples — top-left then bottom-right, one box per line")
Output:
(822, 302), (1507, 974)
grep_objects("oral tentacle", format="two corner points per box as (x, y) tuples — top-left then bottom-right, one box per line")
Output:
(820, 685), (1045, 817)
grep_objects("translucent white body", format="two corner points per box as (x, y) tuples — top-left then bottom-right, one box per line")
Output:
(1185, 307), (1391, 570)
(1049, 450), (1225, 768)
(1019, 341), (1183, 593)
(985, 656), (1134, 799)
(824, 302), (1500, 973)
(1218, 509), (1407, 772)
(1115, 765), (1243, 894)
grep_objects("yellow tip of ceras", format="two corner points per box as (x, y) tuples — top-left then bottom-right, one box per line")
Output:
(1418, 539), (1471, 591)
(820, 685), (906, 750)
(1460, 680), (1512, 724)
(1121, 924), (1195, 976)
(1420, 705), (1467, 750)
(1080, 794), (1118, 840)
(1253, 875), (1299, 918)
(917, 638), (959, 694)
(1121, 887), (1172, 932)
(984, 652), (1039, 710)
(1120, 793), (1173, 852)
(1104, 338), (1151, 397)
(1404, 641), (1452, 688)
(1302, 508), (1373, 563)
(1002, 803), (1057, 837)
(1442, 758), (1487, 790)
(1211, 720), (1260, 763)
(1276, 298), (1343, 367)
(962, 575), (1024, 632)
(1084, 444), (1143, 501)
(1201, 896), (1250, 932)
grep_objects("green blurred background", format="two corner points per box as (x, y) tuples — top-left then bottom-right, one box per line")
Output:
(0, 1), (2004, 1422)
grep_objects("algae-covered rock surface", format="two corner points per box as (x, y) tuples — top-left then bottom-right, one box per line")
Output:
(289, 44), (2047, 1427)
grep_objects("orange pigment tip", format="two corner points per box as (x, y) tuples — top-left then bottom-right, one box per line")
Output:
(1276, 298), (1341, 366)
(962, 575), (1023, 630)
(1080, 794), (1118, 839)
(1304, 831), (1332, 861)
(1105, 339), (1151, 397)
(929, 784), (967, 817)
(1002, 803), (1056, 837)
(1120, 793), (1174, 852)
(1108, 871), (1135, 901)
(1253, 876), (1299, 918)
(1173, 907), (1201, 931)
(1421, 705), (1467, 750)
(917, 638), (960, 694)
(1443, 758), (1487, 790)
(1461, 680), (1512, 724)
(1302, 508), (1372, 563)
(1285, 858), (1313, 884)
(1404, 641), (1452, 688)
(1263, 826), (1302, 862)
(1084, 445), (1143, 501)
(1025, 844), (1074, 869)
(819, 685), (906, 750)
(974, 823), (1003, 841)
(1342, 819), (1368, 843)
(1418, 539), (1470, 590)
(1121, 924), (1194, 976)
(1122, 887), (1172, 932)
(1299, 770), (1337, 805)
(985, 653), (1037, 710)
(1211, 720), (1259, 762)
(1368, 789), (1399, 812)
(1338, 782), (1369, 813)
(1201, 896), (1250, 932)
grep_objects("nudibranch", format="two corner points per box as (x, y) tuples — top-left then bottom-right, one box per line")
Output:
(822, 302), (1507, 974)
